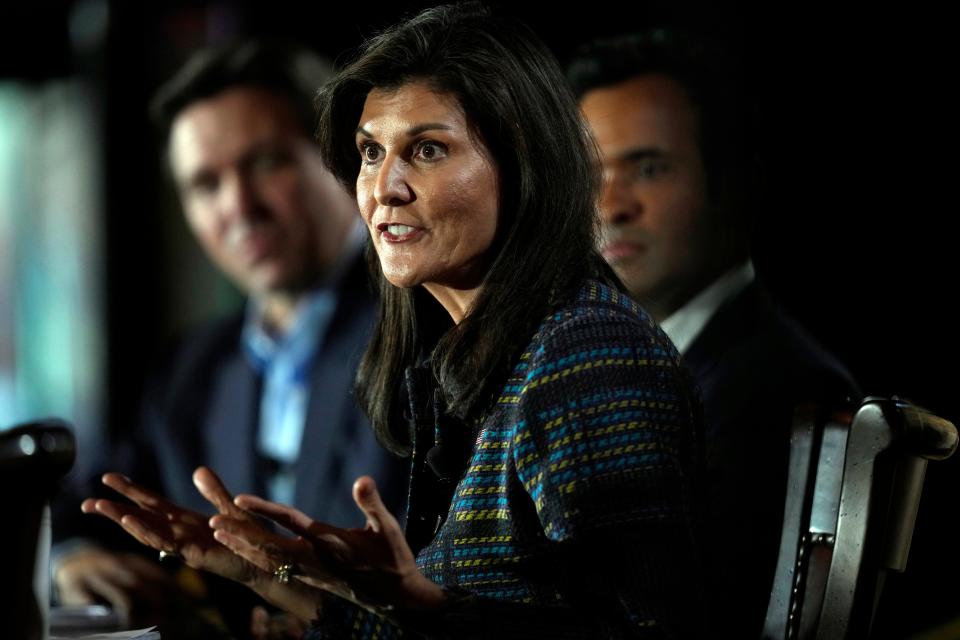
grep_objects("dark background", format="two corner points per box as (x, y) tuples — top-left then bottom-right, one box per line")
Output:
(4, 1), (954, 635)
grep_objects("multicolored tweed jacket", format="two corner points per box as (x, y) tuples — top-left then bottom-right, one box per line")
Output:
(314, 280), (703, 639)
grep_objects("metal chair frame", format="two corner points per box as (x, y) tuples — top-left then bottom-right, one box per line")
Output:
(763, 398), (957, 639)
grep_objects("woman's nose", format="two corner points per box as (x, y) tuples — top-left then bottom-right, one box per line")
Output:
(373, 155), (414, 207)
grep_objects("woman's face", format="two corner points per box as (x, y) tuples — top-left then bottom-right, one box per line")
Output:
(355, 82), (499, 303)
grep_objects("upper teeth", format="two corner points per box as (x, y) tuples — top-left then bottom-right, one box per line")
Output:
(387, 224), (415, 235)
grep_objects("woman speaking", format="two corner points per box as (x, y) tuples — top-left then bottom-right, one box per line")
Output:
(86, 4), (704, 637)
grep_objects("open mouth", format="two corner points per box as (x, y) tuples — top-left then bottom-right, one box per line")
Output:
(377, 222), (425, 242)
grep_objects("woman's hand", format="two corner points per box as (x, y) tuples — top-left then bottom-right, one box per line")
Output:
(210, 476), (445, 614)
(81, 467), (262, 587)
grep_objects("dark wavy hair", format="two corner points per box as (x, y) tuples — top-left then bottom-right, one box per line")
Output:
(316, 3), (612, 454)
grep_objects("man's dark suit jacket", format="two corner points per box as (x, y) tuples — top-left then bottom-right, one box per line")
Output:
(683, 280), (860, 637)
(54, 252), (408, 633)
(132, 253), (407, 527)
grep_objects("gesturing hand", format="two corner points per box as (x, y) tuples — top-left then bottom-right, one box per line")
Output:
(210, 475), (445, 614)
(81, 467), (263, 588)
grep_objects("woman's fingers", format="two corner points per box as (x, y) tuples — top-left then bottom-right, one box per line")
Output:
(352, 476), (400, 535)
(101, 473), (174, 513)
(85, 498), (140, 527)
(209, 514), (308, 559)
(209, 514), (272, 544)
(81, 470), (268, 586)
(113, 510), (174, 549)
(209, 525), (300, 580)
(211, 515), (324, 580)
(85, 498), (194, 556)
(233, 496), (356, 565)
(350, 476), (419, 570)
(81, 497), (178, 555)
(209, 515), (292, 566)
(211, 528), (269, 572)
(193, 466), (246, 518)
(118, 514), (177, 553)
(88, 498), (180, 533)
(234, 494), (336, 538)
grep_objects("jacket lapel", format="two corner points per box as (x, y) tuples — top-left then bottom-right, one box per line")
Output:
(683, 281), (772, 380)
(203, 352), (261, 502)
(292, 253), (376, 520)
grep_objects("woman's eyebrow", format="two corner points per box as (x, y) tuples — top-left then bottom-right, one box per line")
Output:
(355, 122), (454, 139)
(407, 122), (453, 136)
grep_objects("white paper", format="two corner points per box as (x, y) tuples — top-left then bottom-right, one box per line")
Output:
(50, 626), (160, 640)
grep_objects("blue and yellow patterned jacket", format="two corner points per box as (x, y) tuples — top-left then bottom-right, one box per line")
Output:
(316, 280), (704, 639)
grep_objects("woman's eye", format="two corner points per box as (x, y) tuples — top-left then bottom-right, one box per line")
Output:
(359, 142), (383, 164)
(414, 140), (447, 161)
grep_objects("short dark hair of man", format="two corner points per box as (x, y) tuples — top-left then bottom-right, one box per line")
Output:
(567, 30), (754, 246)
(150, 39), (334, 143)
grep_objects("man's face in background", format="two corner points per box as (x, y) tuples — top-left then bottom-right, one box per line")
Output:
(169, 86), (355, 298)
(582, 73), (723, 320)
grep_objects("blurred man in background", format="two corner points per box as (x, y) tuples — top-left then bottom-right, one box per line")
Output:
(569, 31), (860, 635)
(53, 40), (406, 634)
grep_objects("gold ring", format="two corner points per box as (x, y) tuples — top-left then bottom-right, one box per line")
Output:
(273, 563), (295, 584)
(158, 550), (181, 563)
